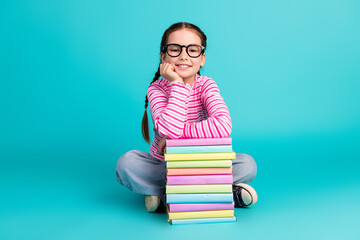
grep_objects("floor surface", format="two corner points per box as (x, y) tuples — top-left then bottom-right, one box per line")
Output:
(1, 133), (359, 240)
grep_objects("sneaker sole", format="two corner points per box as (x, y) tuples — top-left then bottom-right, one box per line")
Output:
(145, 196), (160, 212)
(234, 183), (258, 207)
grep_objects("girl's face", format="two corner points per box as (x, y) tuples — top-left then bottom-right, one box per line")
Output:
(161, 29), (206, 82)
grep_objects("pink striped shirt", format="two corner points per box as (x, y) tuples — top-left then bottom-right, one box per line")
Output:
(147, 74), (232, 160)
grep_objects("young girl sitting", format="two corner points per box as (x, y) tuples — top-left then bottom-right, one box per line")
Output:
(116, 22), (258, 212)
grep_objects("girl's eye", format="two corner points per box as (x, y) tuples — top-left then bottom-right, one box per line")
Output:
(189, 49), (199, 53)
(189, 46), (200, 53)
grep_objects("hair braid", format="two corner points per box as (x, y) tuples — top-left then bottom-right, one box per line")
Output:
(141, 65), (161, 144)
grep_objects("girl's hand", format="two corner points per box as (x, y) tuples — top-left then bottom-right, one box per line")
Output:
(158, 136), (167, 156)
(160, 62), (183, 83)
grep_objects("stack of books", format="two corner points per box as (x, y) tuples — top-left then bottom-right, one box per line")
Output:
(165, 137), (236, 225)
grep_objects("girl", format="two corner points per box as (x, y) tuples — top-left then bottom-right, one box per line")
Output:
(116, 22), (258, 212)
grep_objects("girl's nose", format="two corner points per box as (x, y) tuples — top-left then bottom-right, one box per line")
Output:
(179, 49), (188, 60)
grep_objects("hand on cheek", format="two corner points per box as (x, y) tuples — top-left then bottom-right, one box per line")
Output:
(160, 62), (183, 83)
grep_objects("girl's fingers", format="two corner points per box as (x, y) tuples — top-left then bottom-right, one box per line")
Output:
(160, 64), (165, 75)
(160, 63), (167, 76)
(164, 63), (171, 74)
(161, 64), (166, 76)
(165, 63), (175, 74)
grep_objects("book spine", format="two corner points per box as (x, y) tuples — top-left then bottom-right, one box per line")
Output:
(167, 168), (233, 175)
(166, 193), (234, 203)
(166, 160), (232, 168)
(167, 174), (233, 185)
(166, 184), (232, 194)
(170, 217), (237, 225)
(166, 137), (232, 147)
(166, 145), (232, 154)
(165, 151), (236, 161)
(168, 202), (234, 212)
(168, 209), (234, 220)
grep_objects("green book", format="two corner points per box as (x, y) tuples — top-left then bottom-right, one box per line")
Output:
(166, 184), (233, 194)
(166, 160), (232, 168)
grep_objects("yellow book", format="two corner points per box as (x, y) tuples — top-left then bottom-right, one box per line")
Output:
(165, 151), (236, 161)
(168, 209), (234, 220)
(166, 184), (232, 194)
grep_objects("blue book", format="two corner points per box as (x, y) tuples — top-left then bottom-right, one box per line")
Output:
(166, 145), (232, 154)
(170, 217), (237, 225)
(166, 193), (234, 204)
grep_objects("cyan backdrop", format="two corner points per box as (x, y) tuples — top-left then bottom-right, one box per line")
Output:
(1, 0), (359, 239)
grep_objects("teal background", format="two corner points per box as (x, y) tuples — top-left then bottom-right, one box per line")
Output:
(1, 0), (360, 239)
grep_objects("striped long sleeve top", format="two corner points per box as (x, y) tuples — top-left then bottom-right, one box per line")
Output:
(147, 74), (232, 160)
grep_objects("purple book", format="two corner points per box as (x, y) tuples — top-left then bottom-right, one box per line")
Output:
(167, 174), (233, 185)
(168, 202), (234, 212)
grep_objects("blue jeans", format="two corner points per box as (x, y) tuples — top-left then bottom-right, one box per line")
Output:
(115, 150), (257, 202)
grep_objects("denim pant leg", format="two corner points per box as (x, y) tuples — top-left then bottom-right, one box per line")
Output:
(115, 150), (166, 201)
(232, 153), (257, 184)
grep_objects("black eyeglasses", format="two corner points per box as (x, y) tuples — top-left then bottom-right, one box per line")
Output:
(161, 44), (205, 58)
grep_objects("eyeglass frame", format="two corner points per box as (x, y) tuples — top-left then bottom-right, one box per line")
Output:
(161, 44), (205, 58)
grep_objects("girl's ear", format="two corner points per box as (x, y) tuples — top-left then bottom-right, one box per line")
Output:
(160, 52), (165, 63)
(200, 53), (206, 67)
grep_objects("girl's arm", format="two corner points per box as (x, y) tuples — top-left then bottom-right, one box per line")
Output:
(147, 81), (190, 139)
(182, 78), (232, 138)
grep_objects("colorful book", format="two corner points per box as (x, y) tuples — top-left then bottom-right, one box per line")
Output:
(170, 216), (237, 225)
(166, 193), (234, 203)
(166, 137), (232, 147)
(166, 160), (232, 168)
(165, 151), (236, 161)
(167, 168), (233, 176)
(166, 184), (232, 194)
(168, 209), (234, 220)
(166, 145), (232, 154)
(168, 202), (234, 212)
(167, 174), (233, 185)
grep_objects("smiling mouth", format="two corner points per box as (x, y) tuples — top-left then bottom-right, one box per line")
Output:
(176, 64), (192, 69)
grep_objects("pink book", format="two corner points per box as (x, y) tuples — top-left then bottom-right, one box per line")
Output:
(167, 174), (233, 185)
(167, 168), (233, 176)
(168, 202), (234, 212)
(166, 137), (232, 147)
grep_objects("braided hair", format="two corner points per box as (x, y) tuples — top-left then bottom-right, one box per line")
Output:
(141, 22), (207, 143)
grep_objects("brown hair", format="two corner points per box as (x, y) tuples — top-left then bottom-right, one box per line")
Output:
(141, 22), (207, 143)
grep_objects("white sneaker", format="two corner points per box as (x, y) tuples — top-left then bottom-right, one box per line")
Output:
(233, 183), (258, 207)
(145, 195), (160, 212)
